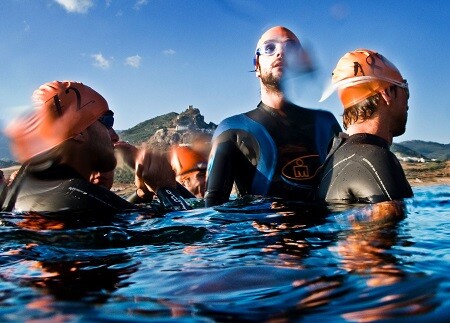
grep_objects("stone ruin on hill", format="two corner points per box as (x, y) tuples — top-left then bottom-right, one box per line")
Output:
(147, 105), (216, 151)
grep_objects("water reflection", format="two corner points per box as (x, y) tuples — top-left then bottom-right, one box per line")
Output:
(0, 193), (446, 321)
(332, 201), (438, 321)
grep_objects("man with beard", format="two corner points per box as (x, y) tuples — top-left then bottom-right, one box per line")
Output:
(205, 26), (341, 207)
(316, 49), (413, 203)
(3, 81), (190, 214)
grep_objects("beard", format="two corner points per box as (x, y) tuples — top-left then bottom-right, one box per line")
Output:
(393, 118), (407, 137)
(260, 70), (282, 93)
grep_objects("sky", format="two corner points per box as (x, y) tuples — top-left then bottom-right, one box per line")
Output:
(1, 0), (449, 144)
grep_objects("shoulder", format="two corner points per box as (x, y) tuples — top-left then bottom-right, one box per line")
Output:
(15, 174), (135, 213)
(312, 108), (340, 125)
(213, 113), (268, 141)
(215, 114), (253, 132)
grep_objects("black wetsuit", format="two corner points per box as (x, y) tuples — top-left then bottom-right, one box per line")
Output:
(316, 133), (413, 203)
(205, 101), (341, 207)
(3, 164), (192, 214)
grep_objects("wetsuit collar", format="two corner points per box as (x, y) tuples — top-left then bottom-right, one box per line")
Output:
(347, 133), (390, 149)
(30, 163), (85, 181)
(257, 101), (301, 116)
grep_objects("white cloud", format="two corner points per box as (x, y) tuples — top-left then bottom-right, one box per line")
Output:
(330, 3), (349, 20)
(91, 53), (112, 69)
(134, 0), (148, 10)
(125, 55), (142, 68)
(162, 49), (176, 55)
(23, 21), (30, 32)
(54, 0), (94, 14)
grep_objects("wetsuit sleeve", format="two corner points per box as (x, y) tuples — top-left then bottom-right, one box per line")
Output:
(126, 182), (194, 205)
(204, 133), (239, 207)
(13, 177), (138, 214)
(319, 148), (413, 203)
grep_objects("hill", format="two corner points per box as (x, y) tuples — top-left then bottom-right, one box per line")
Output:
(118, 105), (217, 151)
(397, 140), (450, 161)
(118, 112), (179, 145)
(391, 143), (427, 161)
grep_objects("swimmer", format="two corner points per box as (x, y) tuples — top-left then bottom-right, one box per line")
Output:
(170, 145), (208, 198)
(317, 49), (413, 203)
(205, 26), (341, 206)
(3, 81), (190, 213)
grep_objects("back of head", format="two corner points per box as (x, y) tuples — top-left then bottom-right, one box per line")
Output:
(5, 81), (109, 164)
(321, 49), (404, 108)
(170, 145), (207, 177)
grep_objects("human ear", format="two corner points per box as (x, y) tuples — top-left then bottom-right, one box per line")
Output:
(254, 56), (261, 78)
(380, 89), (392, 106)
(73, 131), (87, 142)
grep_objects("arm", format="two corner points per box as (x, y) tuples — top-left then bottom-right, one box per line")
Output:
(115, 142), (192, 210)
(204, 136), (237, 207)
(136, 149), (191, 210)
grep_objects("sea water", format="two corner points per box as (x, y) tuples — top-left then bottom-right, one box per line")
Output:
(0, 185), (449, 322)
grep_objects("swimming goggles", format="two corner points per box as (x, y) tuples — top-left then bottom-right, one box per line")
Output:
(98, 110), (114, 129)
(256, 40), (301, 57)
(320, 76), (409, 102)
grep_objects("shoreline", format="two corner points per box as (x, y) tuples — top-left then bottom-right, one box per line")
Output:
(2, 161), (449, 195)
(401, 160), (450, 187)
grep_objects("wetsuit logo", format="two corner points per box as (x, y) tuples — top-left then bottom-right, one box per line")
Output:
(281, 155), (321, 181)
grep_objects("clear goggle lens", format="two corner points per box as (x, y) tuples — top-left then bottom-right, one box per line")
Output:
(256, 40), (301, 56)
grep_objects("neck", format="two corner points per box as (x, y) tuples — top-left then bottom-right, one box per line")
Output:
(59, 141), (92, 180)
(260, 84), (285, 110)
(347, 115), (394, 146)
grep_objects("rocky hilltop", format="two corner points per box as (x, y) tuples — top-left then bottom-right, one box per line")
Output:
(119, 105), (216, 151)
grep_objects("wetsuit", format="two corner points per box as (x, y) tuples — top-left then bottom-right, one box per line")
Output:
(316, 133), (413, 203)
(2, 163), (191, 214)
(205, 101), (341, 207)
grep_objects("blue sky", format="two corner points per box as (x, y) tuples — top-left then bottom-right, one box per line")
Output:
(1, 0), (449, 144)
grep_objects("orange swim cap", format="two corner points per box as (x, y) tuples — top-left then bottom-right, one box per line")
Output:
(170, 145), (207, 177)
(5, 81), (109, 163)
(320, 49), (404, 108)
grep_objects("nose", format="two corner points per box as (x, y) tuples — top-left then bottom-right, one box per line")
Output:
(109, 128), (119, 143)
(276, 44), (285, 57)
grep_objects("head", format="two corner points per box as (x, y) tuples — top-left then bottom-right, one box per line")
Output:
(5, 81), (117, 175)
(321, 49), (409, 136)
(170, 145), (207, 198)
(254, 26), (311, 92)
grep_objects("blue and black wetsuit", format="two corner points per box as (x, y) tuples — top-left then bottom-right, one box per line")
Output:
(316, 133), (413, 203)
(205, 101), (341, 207)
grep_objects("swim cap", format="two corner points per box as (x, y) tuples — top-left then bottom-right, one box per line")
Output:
(5, 81), (109, 163)
(170, 145), (207, 177)
(320, 49), (404, 108)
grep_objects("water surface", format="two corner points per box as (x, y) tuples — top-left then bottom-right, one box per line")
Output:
(0, 185), (449, 322)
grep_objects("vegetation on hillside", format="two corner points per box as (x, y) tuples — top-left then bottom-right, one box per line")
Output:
(118, 112), (179, 145)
